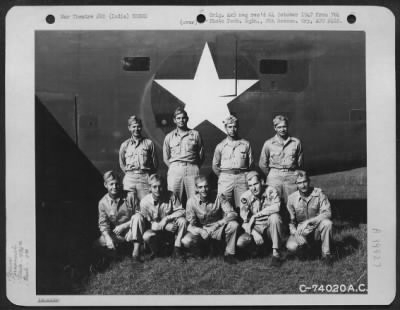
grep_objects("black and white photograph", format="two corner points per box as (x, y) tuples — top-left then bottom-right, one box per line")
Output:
(5, 6), (396, 306)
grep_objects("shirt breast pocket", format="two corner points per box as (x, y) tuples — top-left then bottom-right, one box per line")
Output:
(140, 149), (149, 165)
(295, 206), (306, 218)
(170, 141), (181, 157)
(125, 149), (135, 159)
(238, 150), (247, 167)
(270, 151), (282, 164)
(271, 151), (281, 159)
(309, 200), (320, 213)
(221, 148), (231, 160)
(282, 149), (296, 164)
(289, 149), (297, 160)
(185, 138), (197, 152)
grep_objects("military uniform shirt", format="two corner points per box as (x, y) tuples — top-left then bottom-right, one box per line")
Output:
(259, 135), (303, 171)
(186, 194), (238, 227)
(140, 192), (185, 223)
(98, 192), (138, 233)
(163, 129), (204, 164)
(287, 187), (331, 224)
(119, 137), (158, 172)
(240, 187), (280, 225)
(213, 138), (254, 170)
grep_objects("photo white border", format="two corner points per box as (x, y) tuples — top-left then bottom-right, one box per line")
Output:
(5, 5), (396, 306)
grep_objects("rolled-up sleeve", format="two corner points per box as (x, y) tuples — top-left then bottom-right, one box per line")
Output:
(259, 141), (270, 176)
(297, 141), (304, 169)
(150, 141), (159, 172)
(197, 133), (205, 166)
(239, 199), (250, 223)
(248, 144), (254, 170)
(163, 135), (171, 166)
(316, 193), (331, 222)
(212, 145), (222, 175)
(98, 202), (110, 233)
(119, 141), (128, 173)
(286, 196), (297, 225)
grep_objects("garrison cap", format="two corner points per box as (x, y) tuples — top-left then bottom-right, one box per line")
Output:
(103, 170), (121, 183)
(128, 115), (142, 126)
(194, 175), (208, 186)
(173, 107), (188, 118)
(295, 170), (310, 182)
(273, 115), (288, 126)
(148, 173), (167, 186)
(246, 171), (260, 183)
(223, 115), (239, 126)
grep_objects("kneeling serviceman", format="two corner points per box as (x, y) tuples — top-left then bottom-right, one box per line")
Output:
(94, 171), (139, 259)
(129, 174), (187, 261)
(237, 171), (283, 266)
(286, 170), (333, 265)
(181, 176), (240, 264)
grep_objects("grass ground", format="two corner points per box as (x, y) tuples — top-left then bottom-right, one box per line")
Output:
(79, 220), (367, 295)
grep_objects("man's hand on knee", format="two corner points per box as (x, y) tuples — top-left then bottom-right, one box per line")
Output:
(165, 222), (178, 232)
(113, 224), (125, 236)
(159, 217), (168, 229)
(200, 228), (210, 240)
(105, 236), (115, 250)
(243, 223), (252, 235)
(151, 222), (163, 231)
(252, 230), (264, 245)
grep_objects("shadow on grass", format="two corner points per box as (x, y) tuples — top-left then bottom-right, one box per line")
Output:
(297, 229), (363, 263)
(332, 233), (362, 261)
(331, 200), (367, 226)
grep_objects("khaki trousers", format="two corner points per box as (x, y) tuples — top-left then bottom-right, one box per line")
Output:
(128, 213), (187, 251)
(181, 221), (239, 255)
(286, 219), (333, 256)
(237, 213), (282, 250)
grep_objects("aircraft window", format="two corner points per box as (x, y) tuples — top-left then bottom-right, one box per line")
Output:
(79, 115), (98, 129)
(155, 113), (174, 127)
(259, 59), (287, 74)
(122, 57), (150, 71)
(350, 109), (366, 121)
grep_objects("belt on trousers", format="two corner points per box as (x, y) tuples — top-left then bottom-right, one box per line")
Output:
(270, 167), (296, 172)
(172, 161), (196, 166)
(221, 169), (247, 175)
(126, 169), (149, 174)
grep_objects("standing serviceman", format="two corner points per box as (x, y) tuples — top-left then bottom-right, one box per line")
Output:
(119, 115), (158, 200)
(163, 107), (205, 202)
(259, 115), (303, 203)
(212, 115), (254, 208)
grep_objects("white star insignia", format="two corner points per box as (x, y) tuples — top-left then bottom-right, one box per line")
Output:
(154, 43), (259, 132)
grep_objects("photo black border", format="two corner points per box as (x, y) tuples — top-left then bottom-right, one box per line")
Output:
(1, 0), (399, 309)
